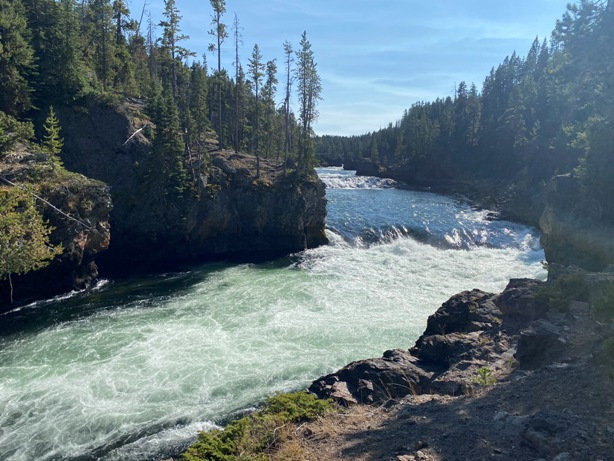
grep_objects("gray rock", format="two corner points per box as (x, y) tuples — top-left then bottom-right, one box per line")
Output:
(515, 320), (566, 369)
(309, 349), (434, 405)
(494, 278), (548, 323)
(412, 332), (483, 367)
(420, 289), (500, 336)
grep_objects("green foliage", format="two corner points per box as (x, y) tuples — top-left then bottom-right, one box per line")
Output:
(262, 390), (333, 422)
(473, 367), (496, 386)
(182, 391), (333, 461)
(147, 88), (189, 197)
(295, 31), (321, 173)
(6, 0), (314, 182)
(0, 0), (35, 115)
(0, 111), (34, 157)
(41, 106), (64, 168)
(0, 186), (63, 302)
(25, 0), (89, 105)
(536, 273), (590, 311)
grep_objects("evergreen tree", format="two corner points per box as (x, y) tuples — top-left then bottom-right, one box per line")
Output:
(111, 0), (137, 93)
(0, 0), (35, 116)
(150, 90), (188, 197)
(369, 135), (379, 163)
(208, 0), (227, 148)
(24, 0), (88, 104)
(90, 0), (115, 91)
(295, 31), (321, 172)
(282, 40), (293, 170)
(232, 13), (242, 152)
(159, 0), (191, 97)
(42, 106), (63, 168)
(248, 43), (264, 177)
(262, 59), (278, 159)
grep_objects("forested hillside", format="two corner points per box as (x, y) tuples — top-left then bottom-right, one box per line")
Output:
(1, 0), (322, 178)
(1, 0), (327, 303)
(317, 1), (614, 226)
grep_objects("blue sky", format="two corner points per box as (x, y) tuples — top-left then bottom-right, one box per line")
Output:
(131, 0), (571, 136)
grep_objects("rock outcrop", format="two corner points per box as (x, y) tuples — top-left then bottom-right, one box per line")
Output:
(310, 278), (550, 405)
(53, 101), (327, 272)
(0, 147), (112, 309)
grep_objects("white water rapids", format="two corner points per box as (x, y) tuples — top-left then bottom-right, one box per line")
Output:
(0, 168), (546, 460)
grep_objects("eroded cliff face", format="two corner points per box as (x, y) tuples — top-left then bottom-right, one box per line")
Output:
(0, 148), (112, 309)
(54, 101), (327, 272)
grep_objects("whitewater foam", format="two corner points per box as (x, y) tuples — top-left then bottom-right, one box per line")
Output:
(0, 169), (546, 461)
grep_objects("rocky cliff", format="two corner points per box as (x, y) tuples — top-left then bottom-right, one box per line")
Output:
(0, 147), (111, 309)
(52, 101), (327, 272)
(540, 174), (614, 271)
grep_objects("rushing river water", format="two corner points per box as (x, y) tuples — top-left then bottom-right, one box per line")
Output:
(0, 168), (546, 461)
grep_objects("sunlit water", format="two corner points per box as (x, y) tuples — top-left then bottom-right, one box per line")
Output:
(0, 168), (546, 460)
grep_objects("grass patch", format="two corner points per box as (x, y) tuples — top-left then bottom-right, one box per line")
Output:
(182, 391), (334, 461)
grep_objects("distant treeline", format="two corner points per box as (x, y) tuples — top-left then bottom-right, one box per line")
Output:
(316, 1), (614, 222)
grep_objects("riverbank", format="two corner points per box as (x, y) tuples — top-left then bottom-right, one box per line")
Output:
(180, 274), (614, 461)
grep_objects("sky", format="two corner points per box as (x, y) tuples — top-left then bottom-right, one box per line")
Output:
(130, 0), (572, 136)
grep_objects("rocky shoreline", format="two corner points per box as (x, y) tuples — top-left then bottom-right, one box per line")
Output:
(300, 276), (613, 461)
(178, 274), (613, 460)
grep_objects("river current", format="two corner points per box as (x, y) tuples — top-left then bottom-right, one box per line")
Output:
(0, 168), (546, 460)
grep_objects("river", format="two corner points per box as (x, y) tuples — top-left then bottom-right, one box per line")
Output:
(0, 168), (546, 460)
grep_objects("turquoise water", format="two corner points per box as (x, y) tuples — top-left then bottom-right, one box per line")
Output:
(0, 169), (546, 460)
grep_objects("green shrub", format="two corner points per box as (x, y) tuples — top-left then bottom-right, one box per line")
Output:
(0, 111), (34, 157)
(182, 391), (334, 461)
(536, 273), (589, 311)
(473, 367), (496, 386)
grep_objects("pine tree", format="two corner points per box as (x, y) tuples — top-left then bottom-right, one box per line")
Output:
(24, 0), (88, 104)
(90, 0), (115, 91)
(42, 106), (64, 168)
(232, 13), (242, 152)
(208, 0), (227, 148)
(159, 0), (191, 98)
(262, 59), (278, 159)
(295, 31), (321, 172)
(370, 135), (379, 163)
(0, 0), (35, 116)
(282, 40), (293, 171)
(151, 90), (188, 197)
(248, 44), (264, 177)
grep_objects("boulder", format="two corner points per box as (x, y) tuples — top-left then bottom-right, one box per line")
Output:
(515, 319), (566, 369)
(309, 349), (434, 405)
(411, 332), (484, 367)
(494, 278), (548, 323)
(420, 289), (500, 336)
